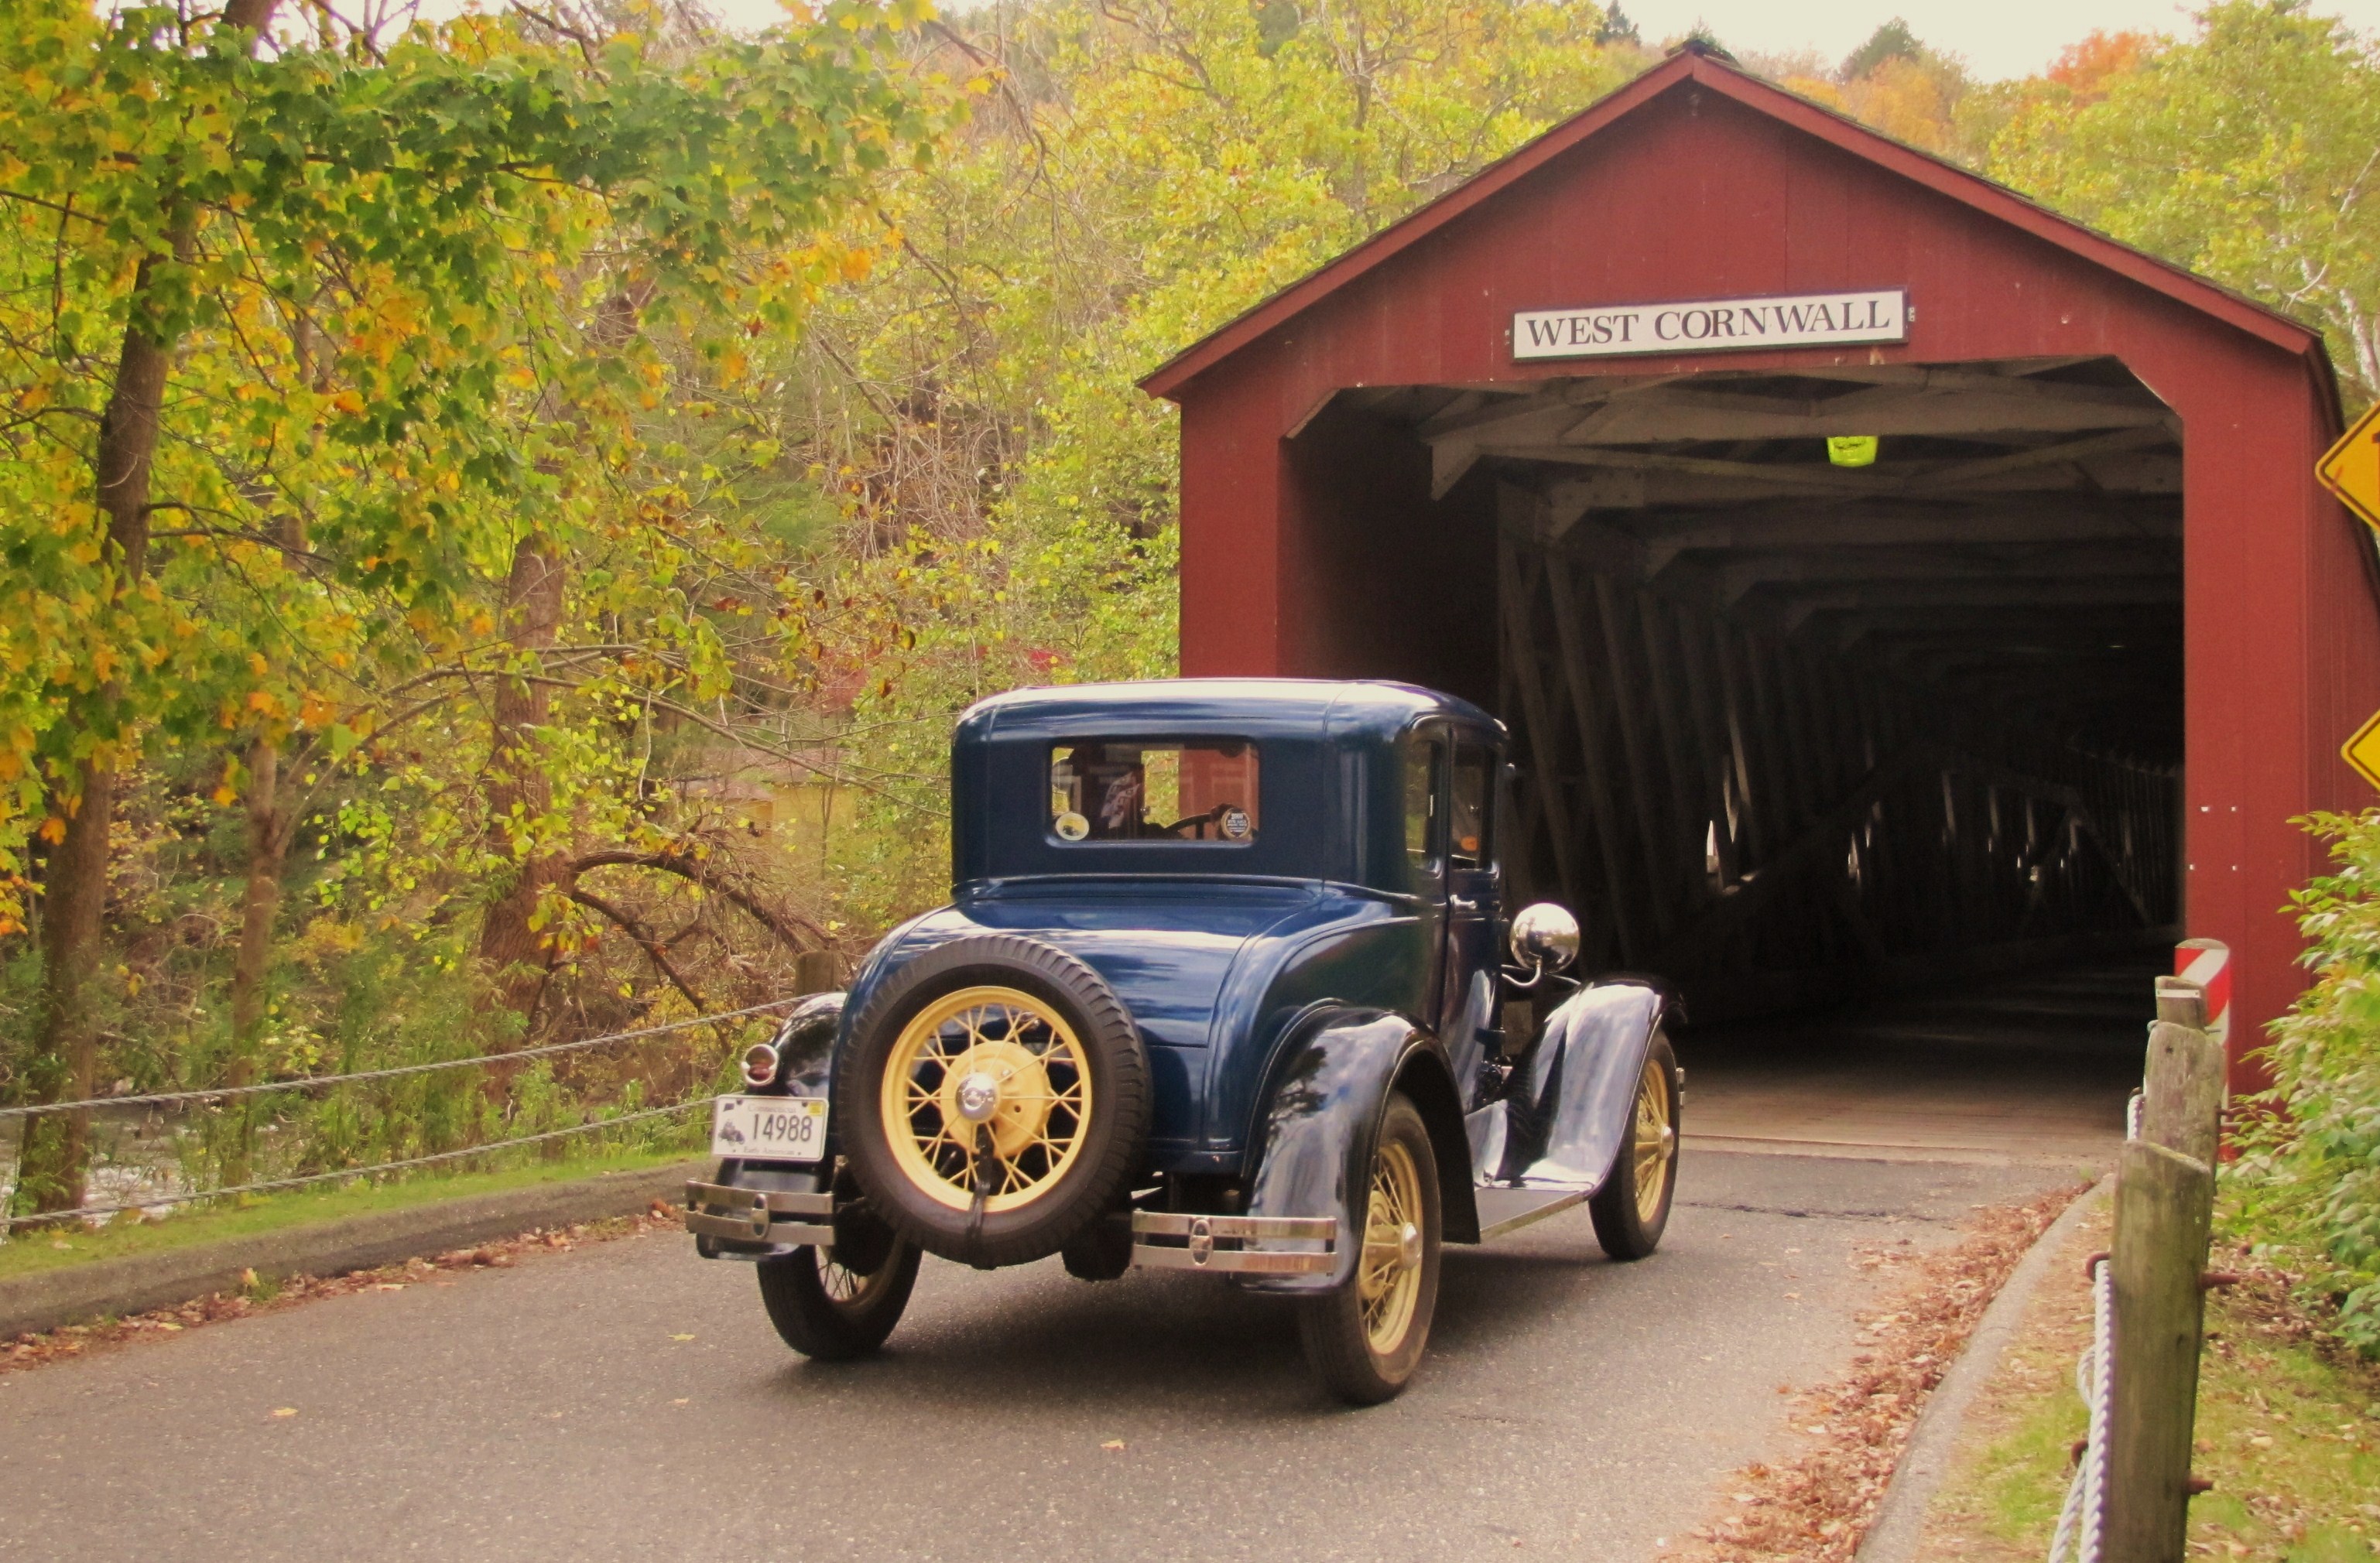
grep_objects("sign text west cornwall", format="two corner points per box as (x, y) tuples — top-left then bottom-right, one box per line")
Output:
(1512, 289), (1908, 361)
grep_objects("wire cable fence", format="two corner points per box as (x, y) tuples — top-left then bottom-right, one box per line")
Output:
(0, 998), (803, 1121)
(2, 998), (805, 1230)
(13, 1099), (714, 1226)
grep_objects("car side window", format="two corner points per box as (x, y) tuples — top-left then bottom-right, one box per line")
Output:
(1450, 744), (1491, 870)
(1402, 737), (1442, 873)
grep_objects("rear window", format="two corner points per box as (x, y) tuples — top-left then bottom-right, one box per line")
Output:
(1050, 741), (1259, 843)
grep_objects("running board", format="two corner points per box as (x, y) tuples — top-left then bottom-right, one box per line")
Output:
(1471, 1185), (1587, 1241)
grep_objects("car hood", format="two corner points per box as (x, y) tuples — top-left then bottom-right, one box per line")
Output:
(888, 881), (1322, 1048)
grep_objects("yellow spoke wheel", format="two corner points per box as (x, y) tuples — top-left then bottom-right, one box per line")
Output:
(1630, 1053), (1676, 1226)
(1297, 1093), (1440, 1405)
(878, 985), (1094, 1215)
(1358, 1136), (1426, 1356)
(1589, 1031), (1680, 1262)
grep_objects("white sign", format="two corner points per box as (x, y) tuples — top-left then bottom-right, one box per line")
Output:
(1512, 289), (1909, 361)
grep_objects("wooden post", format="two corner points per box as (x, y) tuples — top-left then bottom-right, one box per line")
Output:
(2142, 981), (2223, 1166)
(2105, 1138), (2215, 1561)
(795, 949), (840, 995)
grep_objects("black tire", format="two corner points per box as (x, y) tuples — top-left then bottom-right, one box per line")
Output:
(1297, 1093), (1441, 1406)
(1588, 1030), (1680, 1261)
(834, 934), (1150, 1268)
(756, 1234), (921, 1360)
(1060, 1212), (1135, 1282)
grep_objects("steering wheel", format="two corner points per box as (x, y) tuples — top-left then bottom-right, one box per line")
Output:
(1160, 804), (1235, 839)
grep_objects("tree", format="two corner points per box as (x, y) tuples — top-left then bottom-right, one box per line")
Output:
(1842, 18), (1922, 82)
(1988, 1), (2380, 399)
(0, 0), (942, 1210)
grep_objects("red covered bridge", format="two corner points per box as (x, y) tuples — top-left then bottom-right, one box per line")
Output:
(1142, 45), (2380, 1090)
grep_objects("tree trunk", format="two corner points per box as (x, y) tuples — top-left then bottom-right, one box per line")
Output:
(222, 736), (284, 1187)
(15, 262), (173, 1216)
(11, 0), (283, 1219)
(476, 535), (570, 1039)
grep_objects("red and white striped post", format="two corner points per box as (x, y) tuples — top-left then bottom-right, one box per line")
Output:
(2173, 939), (2230, 1059)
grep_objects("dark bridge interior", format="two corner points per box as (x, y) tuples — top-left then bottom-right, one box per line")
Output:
(1290, 357), (2183, 1019)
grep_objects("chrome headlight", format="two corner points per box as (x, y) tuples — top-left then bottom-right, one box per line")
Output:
(741, 1042), (781, 1089)
(1508, 902), (1581, 973)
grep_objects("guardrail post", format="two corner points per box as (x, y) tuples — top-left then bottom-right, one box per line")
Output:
(2142, 980), (2223, 1166)
(795, 949), (838, 994)
(2104, 978), (2223, 1563)
(2105, 1140), (2214, 1560)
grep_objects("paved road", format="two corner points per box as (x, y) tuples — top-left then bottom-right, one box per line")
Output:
(2, 1150), (2078, 1563)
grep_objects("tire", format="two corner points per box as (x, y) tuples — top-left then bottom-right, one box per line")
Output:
(1588, 1030), (1680, 1261)
(1296, 1093), (1441, 1406)
(756, 1232), (922, 1360)
(1060, 1212), (1134, 1282)
(834, 934), (1150, 1268)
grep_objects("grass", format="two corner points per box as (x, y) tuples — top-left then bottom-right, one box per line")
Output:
(1921, 1195), (2380, 1558)
(0, 1144), (698, 1285)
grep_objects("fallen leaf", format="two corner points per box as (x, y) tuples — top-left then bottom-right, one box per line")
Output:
(670, 1333), (697, 1342)
(1101, 1439), (1125, 1451)
(271, 1407), (297, 1418)
(671, 1398), (690, 1406)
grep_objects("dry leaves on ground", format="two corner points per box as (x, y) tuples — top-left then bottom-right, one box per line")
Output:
(1678, 1182), (2089, 1562)
(2, 1202), (683, 1376)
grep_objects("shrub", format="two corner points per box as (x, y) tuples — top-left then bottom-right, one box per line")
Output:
(2230, 809), (2380, 1356)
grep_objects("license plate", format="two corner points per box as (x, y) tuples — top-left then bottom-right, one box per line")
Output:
(711, 1095), (828, 1162)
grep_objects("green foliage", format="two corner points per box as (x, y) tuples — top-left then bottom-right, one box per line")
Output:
(1986, 1), (2380, 401)
(798, 0), (1639, 908)
(1842, 17), (1923, 81)
(2231, 809), (2380, 1356)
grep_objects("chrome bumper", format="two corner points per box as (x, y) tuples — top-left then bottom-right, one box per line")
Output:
(1129, 1211), (1337, 1275)
(683, 1181), (834, 1247)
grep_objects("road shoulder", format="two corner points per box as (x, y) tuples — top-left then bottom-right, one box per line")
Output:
(0, 1157), (699, 1338)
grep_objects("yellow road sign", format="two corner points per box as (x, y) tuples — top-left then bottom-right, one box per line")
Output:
(2345, 708), (2380, 792)
(2320, 400), (2380, 535)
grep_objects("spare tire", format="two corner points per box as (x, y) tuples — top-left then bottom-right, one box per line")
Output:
(833, 933), (1149, 1268)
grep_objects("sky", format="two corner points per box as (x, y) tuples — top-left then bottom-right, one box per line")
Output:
(1614, 0), (2380, 79)
(420, 0), (2380, 82)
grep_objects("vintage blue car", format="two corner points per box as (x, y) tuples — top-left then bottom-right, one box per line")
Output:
(686, 679), (1680, 1403)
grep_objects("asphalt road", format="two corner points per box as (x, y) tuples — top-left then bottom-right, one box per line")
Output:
(2, 1149), (2080, 1563)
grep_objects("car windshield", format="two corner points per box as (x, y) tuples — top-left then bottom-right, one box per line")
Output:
(1049, 741), (1259, 843)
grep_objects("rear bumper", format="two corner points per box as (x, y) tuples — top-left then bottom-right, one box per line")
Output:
(1129, 1210), (1336, 1275)
(683, 1181), (834, 1247)
(687, 1180), (1339, 1277)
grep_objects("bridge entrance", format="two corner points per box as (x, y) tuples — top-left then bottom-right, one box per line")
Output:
(1144, 47), (2377, 1071)
(1305, 357), (2182, 1021)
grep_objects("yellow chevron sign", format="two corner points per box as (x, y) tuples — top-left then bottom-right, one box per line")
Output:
(2345, 708), (2380, 793)
(2320, 401), (2380, 535)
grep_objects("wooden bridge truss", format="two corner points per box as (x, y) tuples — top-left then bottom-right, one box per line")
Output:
(1495, 473), (2180, 1013)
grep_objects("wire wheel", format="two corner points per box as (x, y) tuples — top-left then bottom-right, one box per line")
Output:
(818, 1250), (875, 1305)
(1630, 1053), (1677, 1226)
(1359, 1134), (1427, 1356)
(878, 985), (1092, 1215)
(1590, 1029), (1680, 1261)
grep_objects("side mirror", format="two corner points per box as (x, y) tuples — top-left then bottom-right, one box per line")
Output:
(1508, 902), (1580, 976)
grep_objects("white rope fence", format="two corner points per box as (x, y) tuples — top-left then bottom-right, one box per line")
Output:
(2047, 1086), (2137, 1563)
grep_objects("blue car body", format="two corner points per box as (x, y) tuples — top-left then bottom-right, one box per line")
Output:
(696, 678), (1671, 1293)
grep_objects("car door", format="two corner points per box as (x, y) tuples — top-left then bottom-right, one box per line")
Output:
(1439, 736), (1502, 1110)
(1400, 729), (1447, 1025)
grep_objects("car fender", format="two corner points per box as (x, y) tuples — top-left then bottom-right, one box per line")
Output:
(1235, 1008), (1474, 1293)
(1496, 979), (1669, 1192)
(771, 990), (846, 1099)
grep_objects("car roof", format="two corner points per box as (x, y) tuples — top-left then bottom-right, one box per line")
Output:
(960, 678), (1502, 743)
